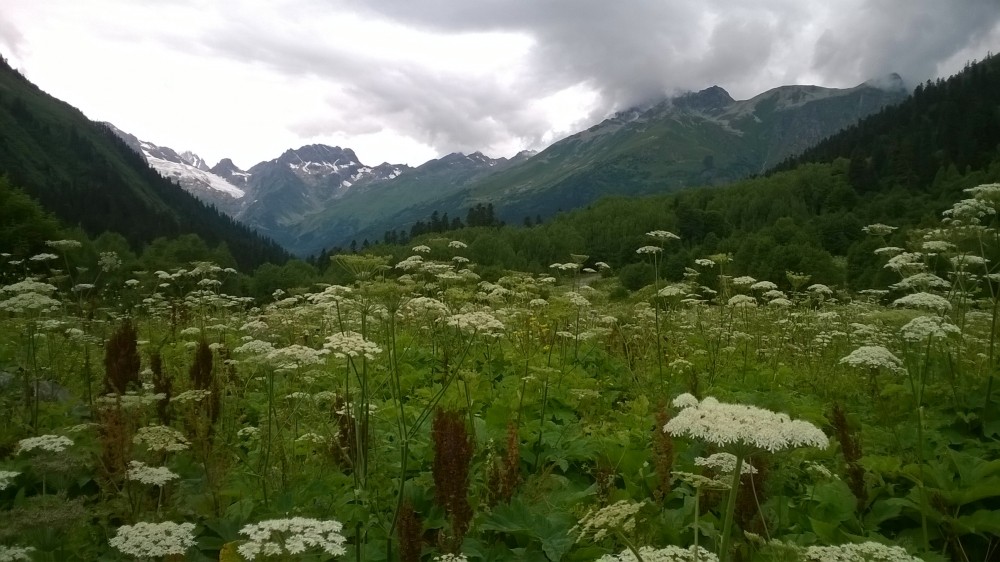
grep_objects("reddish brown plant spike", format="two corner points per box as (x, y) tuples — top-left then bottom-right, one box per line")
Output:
(397, 500), (423, 562)
(831, 402), (867, 508)
(431, 408), (474, 552)
(652, 404), (675, 503)
(104, 319), (140, 394)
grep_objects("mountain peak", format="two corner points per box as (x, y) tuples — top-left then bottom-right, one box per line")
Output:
(279, 144), (360, 166)
(862, 72), (907, 93)
(675, 85), (735, 111)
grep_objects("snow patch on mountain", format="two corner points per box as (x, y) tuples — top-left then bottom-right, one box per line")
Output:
(146, 155), (245, 198)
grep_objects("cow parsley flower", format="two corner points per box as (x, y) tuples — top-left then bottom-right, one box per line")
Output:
(433, 555), (469, 562)
(839, 346), (904, 372)
(899, 316), (961, 343)
(411, 245), (431, 254)
(597, 545), (719, 562)
(127, 461), (180, 486)
(862, 223), (897, 236)
(0, 545), (35, 562)
(109, 521), (196, 558)
(448, 240), (468, 249)
(323, 331), (382, 360)
(16, 434), (73, 454)
(664, 394), (828, 453)
(803, 541), (923, 561)
(237, 517), (347, 560)
(0, 470), (20, 490)
(571, 500), (645, 543)
(695, 453), (757, 475)
(134, 425), (190, 452)
(636, 246), (662, 255)
(891, 292), (952, 312)
(646, 230), (680, 241)
(447, 310), (504, 336)
(727, 295), (757, 308)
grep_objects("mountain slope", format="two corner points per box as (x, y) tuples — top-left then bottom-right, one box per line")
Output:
(458, 76), (908, 221)
(237, 145), (410, 246)
(0, 55), (287, 269)
(291, 150), (532, 254)
(414, 54), (999, 290)
(289, 77), (906, 253)
(103, 123), (246, 215)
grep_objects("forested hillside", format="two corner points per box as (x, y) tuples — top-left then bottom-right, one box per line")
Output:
(0, 56), (288, 270)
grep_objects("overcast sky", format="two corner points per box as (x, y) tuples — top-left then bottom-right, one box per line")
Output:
(2, 0), (998, 169)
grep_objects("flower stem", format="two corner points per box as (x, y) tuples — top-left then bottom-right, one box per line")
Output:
(718, 454), (744, 562)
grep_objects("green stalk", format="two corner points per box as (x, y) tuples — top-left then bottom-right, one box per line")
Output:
(718, 454), (744, 562)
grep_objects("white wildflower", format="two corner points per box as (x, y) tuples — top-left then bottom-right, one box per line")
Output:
(134, 425), (190, 452)
(596, 545), (718, 562)
(695, 453), (758, 475)
(237, 517), (347, 560)
(411, 245), (431, 254)
(109, 521), (196, 558)
(900, 316), (961, 343)
(447, 310), (504, 336)
(665, 395), (828, 453)
(323, 331), (382, 360)
(636, 246), (662, 255)
(0, 545), (36, 562)
(646, 230), (680, 241)
(839, 346), (904, 372)
(0, 470), (19, 491)
(571, 500), (645, 543)
(127, 461), (180, 486)
(892, 292), (952, 312)
(448, 240), (468, 249)
(16, 434), (73, 454)
(803, 542), (923, 562)
(862, 223), (897, 236)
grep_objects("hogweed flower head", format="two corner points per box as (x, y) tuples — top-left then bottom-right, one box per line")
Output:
(237, 517), (347, 560)
(695, 453), (758, 475)
(839, 346), (904, 373)
(109, 521), (197, 558)
(803, 541), (923, 562)
(572, 500), (645, 543)
(900, 316), (961, 343)
(323, 331), (382, 360)
(891, 292), (951, 312)
(664, 394), (828, 454)
(126, 460), (180, 486)
(646, 230), (680, 241)
(596, 545), (719, 562)
(0, 470), (20, 490)
(133, 425), (190, 452)
(16, 434), (73, 454)
(0, 545), (36, 562)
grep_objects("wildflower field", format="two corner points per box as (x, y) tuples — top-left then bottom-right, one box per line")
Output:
(1, 185), (999, 562)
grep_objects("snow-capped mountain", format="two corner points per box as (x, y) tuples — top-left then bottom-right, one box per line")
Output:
(102, 123), (246, 214)
(235, 144), (412, 240)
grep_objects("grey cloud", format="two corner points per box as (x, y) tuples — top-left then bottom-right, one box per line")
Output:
(812, 0), (1000, 88)
(172, 0), (1000, 157)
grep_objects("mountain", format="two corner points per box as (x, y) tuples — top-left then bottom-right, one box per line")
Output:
(280, 76), (906, 254)
(414, 54), (999, 290)
(103, 123), (246, 215)
(0, 55), (288, 269)
(289, 149), (532, 254)
(452, 75), (909, 223)
(235, 144), (410, 247)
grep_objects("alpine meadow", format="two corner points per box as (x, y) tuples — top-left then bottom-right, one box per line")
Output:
(2, 25), (1000, 562)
